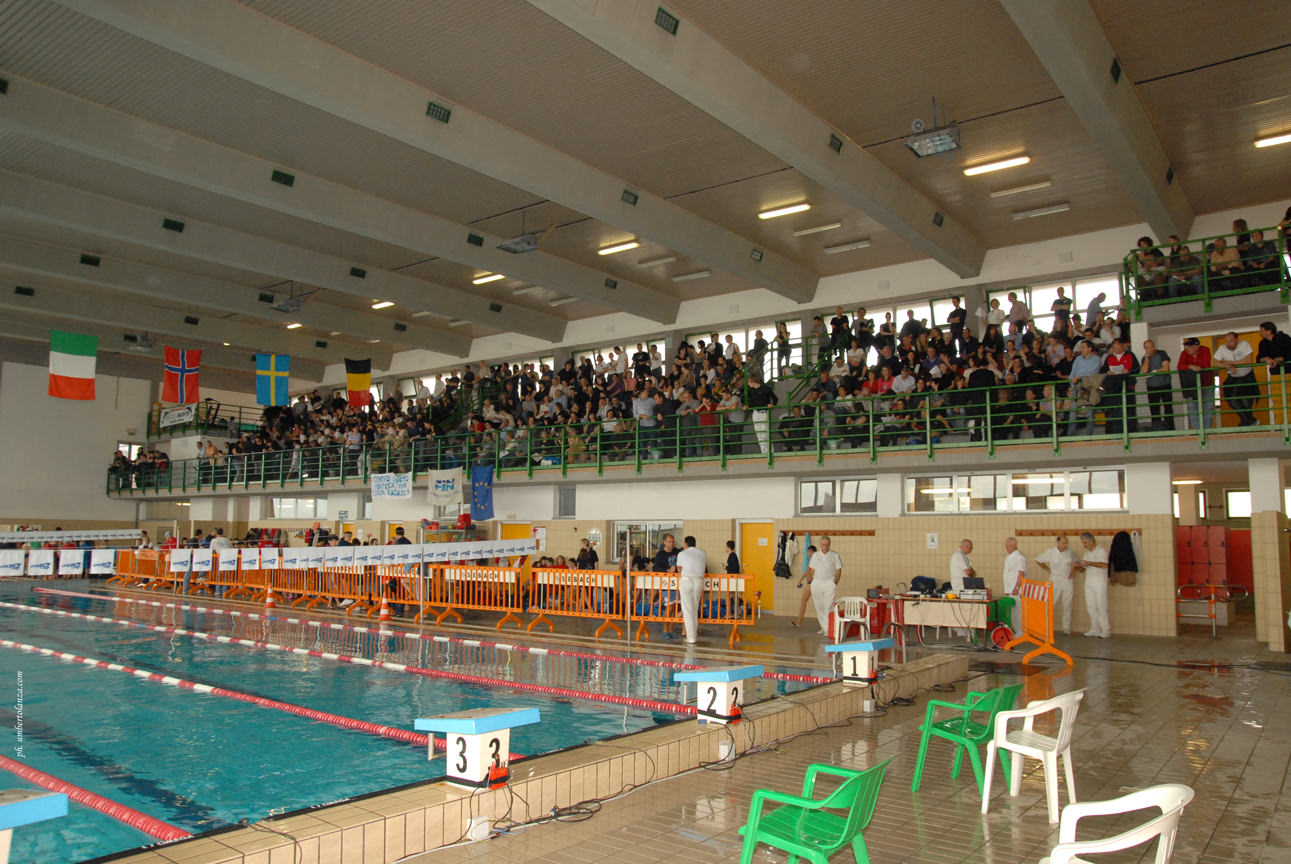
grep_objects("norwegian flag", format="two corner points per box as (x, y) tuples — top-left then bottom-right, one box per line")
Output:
(162, 346), (201, 403)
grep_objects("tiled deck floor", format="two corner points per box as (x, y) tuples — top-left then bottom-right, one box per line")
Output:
(417, 609), (1291, 864)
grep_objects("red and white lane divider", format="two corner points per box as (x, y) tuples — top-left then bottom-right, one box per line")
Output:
(0, 636), (431, 748)
(33, 587), (834, 686)
(0, 753), (191, 842)
(6, 600), (694, 719)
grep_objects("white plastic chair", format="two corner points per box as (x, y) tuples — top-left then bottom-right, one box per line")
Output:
(982, 689), (1085, 823)
(833, 596), (870, 643)
(1039, 783), (1194, 864)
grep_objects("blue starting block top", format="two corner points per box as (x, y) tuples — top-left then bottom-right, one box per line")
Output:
(673, 665), (764, 684)
(415, 707), (540, 736)
(825, 638), (895, 654)
(0, 789), (69, 831)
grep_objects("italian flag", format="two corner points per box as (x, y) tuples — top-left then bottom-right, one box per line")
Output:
(48, 330), (97, 400)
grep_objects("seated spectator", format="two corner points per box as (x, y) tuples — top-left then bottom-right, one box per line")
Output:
(1245, 230), (1279, 283)
(1207, 236), (1246, 291)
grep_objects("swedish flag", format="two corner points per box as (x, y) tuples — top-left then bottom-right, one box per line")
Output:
(470, 465), (494, 521)
(255, 353), (290, 406)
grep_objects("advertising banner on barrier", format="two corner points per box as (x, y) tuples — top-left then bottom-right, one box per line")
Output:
(381, 545), (399, 566)
(371, 472), (413, 500)
(335, 546), (355, 567)
(395, 544), (413, 567)
(261, 548), (280, 569)
(240, 547), (261, 570)
(159, 405), (196, 428)
(0, 529), (142, 544)
(0, 549), (25, 577)
(217, 551), (239, 572)
(25, 550), (54, 577)
(169, 549), (192, 573)
(191, 549), (213, 572)
(281, 548), (304, 569)
(58, 551), (86, 576)
(305, 547), (325, 568)
(354, 545), (373, 566)
(89, 549), (116, 576)
(323, 547), (341, 568)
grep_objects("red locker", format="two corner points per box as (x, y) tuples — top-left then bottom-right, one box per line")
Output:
(1209, 563), (1228, 585)
(1208, 526), (1229, 560)
(1175, 527), (1191, 567)
(1190, 526), (1209, 562)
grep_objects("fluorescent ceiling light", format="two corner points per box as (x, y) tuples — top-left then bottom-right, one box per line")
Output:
(222, 342), (230, 346)
(597, 240), (640, 256)
(1012, 202), (1070, 220)
(370, 300), (394, 310)
(367, 338), (381, 344)
(920, 487), (972, 494)
(549, 297), (578, 307)
(472, 273), (505, 285)
(964, 155), (1031, 176)
(672, 270), (712, 282)
(758, 202), (811, 220)
(285, 322), (302, 329)
(793, 222), (842, 237)
(1254, 133), (1291, 149)
(448, 319), (469, 326)
(411, 310), (432, 318)
(1171, 479), (1203, 486)
(1011, 476), (1065, 485)
(636, 255), (677, 267)
(989, 179), (1052, 199)
(823, 239), (872, 254)
(512, 286), (543, 296)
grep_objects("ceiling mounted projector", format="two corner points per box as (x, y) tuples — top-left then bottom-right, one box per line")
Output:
(273, 298), (301, 313)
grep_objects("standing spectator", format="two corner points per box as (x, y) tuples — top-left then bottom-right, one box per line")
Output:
(1050, 287), (1072, 333)
(575, 537), (599, 570)
(949, 539), (975, 593)
(945, 297), (966, 345)
(829, 308), (851, 359)
(808, 315), (829, 368)
(1066, 340), (1103, 436)
(1176, 338), (1216, 430)
(675, 536), (707, 645)
(1035, 535), (1077, 635)
(1085, 291), (1106, 326)
(1141, 339), (1175, 431)
(746, 376), (778, 456)
(652, 533), (679, 639)
(804, 535), (842, 636)
(1214, 331), (1258, 426)
(724, 540), (740, 574)
(1006, 292), (1030, 340)
(1074, 533), (1110, 639)
(774, 323), (792, 377)
(1099, 338), (1138, 435)
(1257, 320), (1291, 373)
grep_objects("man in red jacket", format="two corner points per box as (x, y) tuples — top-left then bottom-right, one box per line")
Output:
(1176, 338), (1215, 430)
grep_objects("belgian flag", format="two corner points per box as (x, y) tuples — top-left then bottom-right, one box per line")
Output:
(345, 358), (372, 407)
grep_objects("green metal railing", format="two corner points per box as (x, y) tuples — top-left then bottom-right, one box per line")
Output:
(108, 364), (1291, 495)
(1123, 224), (1290, 316)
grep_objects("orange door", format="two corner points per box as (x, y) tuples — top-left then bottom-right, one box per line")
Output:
(739, 522), (777, 608)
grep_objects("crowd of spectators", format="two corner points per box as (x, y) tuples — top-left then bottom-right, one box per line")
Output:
(1131, 211), (1290, 300)
(106, 218), (1291, 483)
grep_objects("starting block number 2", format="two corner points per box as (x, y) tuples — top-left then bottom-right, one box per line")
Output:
(701, 683), (742, 724)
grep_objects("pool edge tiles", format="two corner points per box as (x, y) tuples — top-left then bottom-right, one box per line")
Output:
(96, 652), (969, 864)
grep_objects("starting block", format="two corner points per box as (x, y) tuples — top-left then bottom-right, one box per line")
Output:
(674, 665), (763, 725)
(825, 638), (894, 686)
(0, 789), (68, 864)
(415, 707), (539, 790)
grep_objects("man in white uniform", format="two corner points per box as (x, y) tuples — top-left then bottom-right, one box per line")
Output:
(1001, 537), (1026, 636)
(1035, 535), (1077, 634)
(675, 536), (708, 645)
(1074, 532), (1111, 638)
(805, 535), (843, 636)
(949, 539), (975, 592)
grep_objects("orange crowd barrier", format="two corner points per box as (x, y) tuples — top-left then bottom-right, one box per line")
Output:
(630, 572), (754, 647)
(527, 568), (624, 638)
(1003, 577), (1072, 666)
(416, 565), (523, 629)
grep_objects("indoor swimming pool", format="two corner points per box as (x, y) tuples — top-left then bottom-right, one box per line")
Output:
(0, 580), (813, 862)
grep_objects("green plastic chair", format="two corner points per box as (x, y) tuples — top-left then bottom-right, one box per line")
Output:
(910, 683), (1022, 794)
(738, 757), (891, 864)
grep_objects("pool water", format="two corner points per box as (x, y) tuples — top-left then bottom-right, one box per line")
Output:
(0, 581), (810, 862)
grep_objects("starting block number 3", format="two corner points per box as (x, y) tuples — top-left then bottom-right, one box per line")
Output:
(454, 735), (502, 775)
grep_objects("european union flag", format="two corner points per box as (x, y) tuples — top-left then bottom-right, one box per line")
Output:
(255, 353), (290, 406)
(470, 465), (494, 521)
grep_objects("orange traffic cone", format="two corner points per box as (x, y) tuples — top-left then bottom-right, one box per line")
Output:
(377, 594), (392, 622)
(264, 585), (277, 610)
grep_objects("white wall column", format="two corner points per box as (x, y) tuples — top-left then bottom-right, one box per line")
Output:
(1125, 462), (1173, 515)
(876, 473), (904, 519)
(1248, 457), (1288, 650)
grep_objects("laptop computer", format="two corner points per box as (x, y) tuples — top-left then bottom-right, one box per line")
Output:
(962, 576), (986, 590)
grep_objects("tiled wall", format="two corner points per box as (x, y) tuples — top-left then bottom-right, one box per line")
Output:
(1250, 510), (1290, 651)
(768, 514), (1177, 638)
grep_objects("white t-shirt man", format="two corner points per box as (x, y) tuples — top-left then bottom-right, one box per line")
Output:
(1214, 340), (1253, 378)
(1036, 542), (1078, 634)
(676, 543), (708, 644)
(1002, 549), (1027, 596)
(807, 547), (843, 636)
(949, 547), (973, 592)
